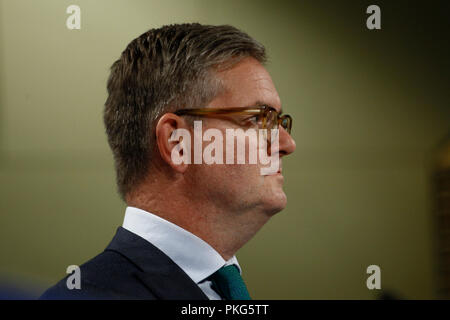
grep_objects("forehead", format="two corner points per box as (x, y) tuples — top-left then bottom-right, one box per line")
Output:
(211, 57), (281, 112)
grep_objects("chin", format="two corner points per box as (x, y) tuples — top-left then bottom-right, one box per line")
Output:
(263, 191), (287, 216)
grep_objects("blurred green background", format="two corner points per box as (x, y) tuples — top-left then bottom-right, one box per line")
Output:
(0, 0), (449, 299)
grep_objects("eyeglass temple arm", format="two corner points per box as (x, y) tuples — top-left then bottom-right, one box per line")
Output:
(174, 108), (263, 116)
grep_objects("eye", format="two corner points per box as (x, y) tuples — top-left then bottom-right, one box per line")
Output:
(245, 115), (261, 126)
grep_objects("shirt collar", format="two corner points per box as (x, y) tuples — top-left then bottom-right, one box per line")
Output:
(122, 206), (241, 284)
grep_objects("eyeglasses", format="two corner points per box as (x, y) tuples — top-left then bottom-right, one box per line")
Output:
(174, 105), (292, 134)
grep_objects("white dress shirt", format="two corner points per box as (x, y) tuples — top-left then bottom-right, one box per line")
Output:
(122, 206), (242, 300)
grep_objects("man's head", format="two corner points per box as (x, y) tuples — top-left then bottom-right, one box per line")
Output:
(104, 24), (295, 256)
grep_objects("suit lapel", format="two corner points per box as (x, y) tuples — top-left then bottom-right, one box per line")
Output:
(105, 227), (208, 300)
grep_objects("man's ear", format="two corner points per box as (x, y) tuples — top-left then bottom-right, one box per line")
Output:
(155, 113), (191, 173)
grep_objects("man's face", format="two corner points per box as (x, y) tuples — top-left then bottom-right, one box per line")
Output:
(186, 57), (296, 217)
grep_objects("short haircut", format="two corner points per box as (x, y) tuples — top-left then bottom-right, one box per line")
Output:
(103, 23), (266, 200)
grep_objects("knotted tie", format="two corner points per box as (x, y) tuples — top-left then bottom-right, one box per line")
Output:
(209, 265), (251, 300)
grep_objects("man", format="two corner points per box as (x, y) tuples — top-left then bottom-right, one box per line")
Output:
(40, 23), (295, 300)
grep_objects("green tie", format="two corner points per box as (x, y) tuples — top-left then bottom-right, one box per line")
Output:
(209, 265), (251, 300)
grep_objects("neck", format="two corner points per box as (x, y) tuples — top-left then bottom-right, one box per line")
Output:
(126, 174), (270, 260)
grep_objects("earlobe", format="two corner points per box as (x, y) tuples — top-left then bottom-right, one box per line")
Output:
(155, 113), (190, 173)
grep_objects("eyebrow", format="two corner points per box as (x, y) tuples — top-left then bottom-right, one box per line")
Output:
(245, 101), (283, 114)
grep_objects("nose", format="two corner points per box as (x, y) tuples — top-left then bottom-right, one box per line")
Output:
(278, 126), (296, 157)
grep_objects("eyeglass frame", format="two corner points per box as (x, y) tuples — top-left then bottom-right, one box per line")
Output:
(173, 105), (292, 134)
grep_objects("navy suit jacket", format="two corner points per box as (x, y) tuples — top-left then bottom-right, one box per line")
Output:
(40, 227), (209, 300)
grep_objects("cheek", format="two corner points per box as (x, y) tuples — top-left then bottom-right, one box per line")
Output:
(196, 163), (263, 197)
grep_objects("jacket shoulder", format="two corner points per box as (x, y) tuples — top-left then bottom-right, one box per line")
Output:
(39, 249), (157, 300)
